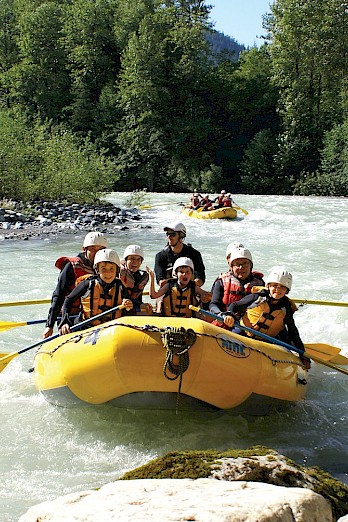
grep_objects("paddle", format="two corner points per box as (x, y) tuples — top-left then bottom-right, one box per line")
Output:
(0, 319), (46, 333)
(189, 305), (348, 375)
(0, 304), (126, 373)
(0, 315), (80, 333)
(231, 200), (249, 215)
(0, 298), (51, 308)
(139, 202), (183, 210)
(292, 298), (348, 308)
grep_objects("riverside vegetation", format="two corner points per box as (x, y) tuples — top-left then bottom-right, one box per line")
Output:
(0, 0), (347, 203)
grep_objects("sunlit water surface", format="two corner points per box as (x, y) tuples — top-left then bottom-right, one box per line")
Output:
(0, 193), (347, 520)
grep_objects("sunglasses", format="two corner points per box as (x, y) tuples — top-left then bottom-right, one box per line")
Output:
(166, 232), (177, 237)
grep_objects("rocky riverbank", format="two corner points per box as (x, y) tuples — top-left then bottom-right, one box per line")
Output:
(19, 447), (348, 521)
(0, 200), (149, 241)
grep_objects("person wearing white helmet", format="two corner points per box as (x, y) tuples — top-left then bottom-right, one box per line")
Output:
(154, 222), (206, 288)
(223, 266), (310, 369)
(222, 192), (232, 207)
(189, 191), (201, 209)
(147, 257), (211, 317)
(120, 245), (152, 315)
(42, 231), (109, 338)
(59, 248), (133, 335)
(210, 243), (264, 328)
(214, 190), (226, 209)
(199, 194), (213, 211)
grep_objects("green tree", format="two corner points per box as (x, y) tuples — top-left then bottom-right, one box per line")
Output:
(213, 45), (279, 191)
(0, 0), (19, 106)
(62, 0), (121, 136)
(239, 129), (283, 194)
(266, 0), (348, 184)
(7, 1), (70, 121)
(294, 120), (348, 196)
(116, 0), (218, 190)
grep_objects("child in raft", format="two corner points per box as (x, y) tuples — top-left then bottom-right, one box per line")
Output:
(59, 248), (133, 335)
(221, 265), (311, 369)
(120, 244), (152, 315)
(147, 257), (211, 317)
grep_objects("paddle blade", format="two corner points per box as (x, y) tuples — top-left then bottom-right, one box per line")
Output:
(304, 343), (348, 365)
(0, 321), (28, 332)
(0, 352), (19, 372)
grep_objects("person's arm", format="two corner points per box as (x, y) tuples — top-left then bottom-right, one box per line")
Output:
(209, 279), (224, 315)
(227, 292), (259, 317)
(195, 285), (211, 304)
(43, 262), (76, 338)
(58, 279), (91, 335)
(147, 267), (168, 299)
(284, 306), (305, 351)
(187, 247), (205, 285)
(154, 250), (169, 285)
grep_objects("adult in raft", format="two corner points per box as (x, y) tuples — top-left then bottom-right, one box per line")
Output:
(214, 189), (226, 209)
(42, 231), (108, 338)
(189, 191), (201, 210)
(154, 222), (206, 288)
(59, 248), (133, 335)
(209, 243), (264, 328)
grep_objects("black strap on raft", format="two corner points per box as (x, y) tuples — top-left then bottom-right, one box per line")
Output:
(161, 327), (197, 413)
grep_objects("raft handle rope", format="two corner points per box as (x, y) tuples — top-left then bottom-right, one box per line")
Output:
(36, 321), (305, 371)
(160, 327), (197, 413)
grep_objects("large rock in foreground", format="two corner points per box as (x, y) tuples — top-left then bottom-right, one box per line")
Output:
(19, 478), (332, 522)
(19, 447), (348, 521)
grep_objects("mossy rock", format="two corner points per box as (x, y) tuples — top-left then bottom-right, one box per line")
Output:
(119, 446), (348, 520)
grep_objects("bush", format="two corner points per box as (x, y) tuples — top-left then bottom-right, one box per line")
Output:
(0, 108), (117, 202)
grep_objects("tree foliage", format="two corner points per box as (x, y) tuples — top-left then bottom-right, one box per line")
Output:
(0, 0), (347, 200)
(266, 0), (348, 187)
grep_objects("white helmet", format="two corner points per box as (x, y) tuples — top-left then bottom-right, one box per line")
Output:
(94, 248), (120, 268)
(225, 242), (245, 257)
(164, 222), (186, 238)
(221, 189), (226, 194)
(83, 231), (108, 248)
(226, 244), (252, 264)
(172, 257), (194, 276)
(123, 244), (144, 260)
(265, 266), (292, 290)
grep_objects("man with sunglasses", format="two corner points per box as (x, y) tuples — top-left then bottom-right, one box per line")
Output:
(154, 222), (206, 288)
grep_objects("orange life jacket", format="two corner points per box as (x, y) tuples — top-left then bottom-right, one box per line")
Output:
(80, 277), (124, 326)
(241, 291), (297, 338)
(162, 280), (199, 317)
(120, 266), (149, 300)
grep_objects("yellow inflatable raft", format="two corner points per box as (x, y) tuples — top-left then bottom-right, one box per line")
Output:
(181, 207), (237, 220)
(34, 316), (308, 413)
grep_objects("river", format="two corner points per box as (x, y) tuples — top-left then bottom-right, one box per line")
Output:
(0, 193), (347, 521)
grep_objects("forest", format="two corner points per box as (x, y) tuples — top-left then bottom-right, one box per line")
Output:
(0, 0), (347, 202)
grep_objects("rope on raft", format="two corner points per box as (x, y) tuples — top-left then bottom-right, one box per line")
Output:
(37, 321), (304, 369)
(160, 327), (197, 413)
